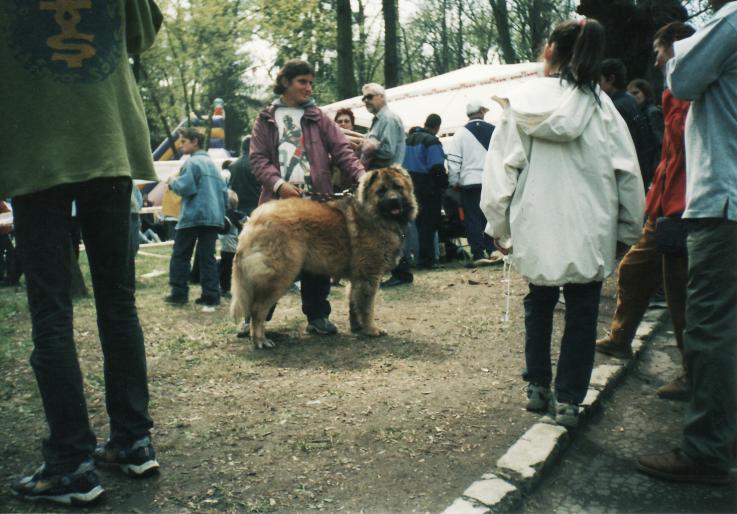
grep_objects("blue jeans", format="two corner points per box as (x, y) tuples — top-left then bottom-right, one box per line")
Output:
(169, 226), (220, 301)
(523, 281), (602, 404)
(460, 185), (495, 260)
(12, 177), (153, 473)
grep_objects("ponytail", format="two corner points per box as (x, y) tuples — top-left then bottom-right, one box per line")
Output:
(548, 19), (605, 95)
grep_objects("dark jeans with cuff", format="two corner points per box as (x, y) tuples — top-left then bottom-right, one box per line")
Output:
(460, 185), (495, 260)
(12, 177), (153, 473)
(523, 281), (603, 405)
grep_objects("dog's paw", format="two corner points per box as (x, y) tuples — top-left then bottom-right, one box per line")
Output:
(361, 326), (387, 337)
(350, 324), (363, 333)
(254, 337), (276, 349)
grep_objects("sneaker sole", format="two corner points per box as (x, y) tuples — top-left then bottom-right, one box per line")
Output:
(306, 327), (337, 335)
(555, 415), (579, 428)
(526, 400), (549, 412)
(121, 459), (160, 477)
(15, 485), (105, 505)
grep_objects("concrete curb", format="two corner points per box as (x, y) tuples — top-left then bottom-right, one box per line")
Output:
(441, 307), (669, 514)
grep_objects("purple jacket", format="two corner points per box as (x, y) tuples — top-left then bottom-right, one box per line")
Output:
(250, 104), (365, 204)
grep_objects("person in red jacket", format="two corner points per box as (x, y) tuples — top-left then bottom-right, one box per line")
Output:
(595, 22), (695, 400)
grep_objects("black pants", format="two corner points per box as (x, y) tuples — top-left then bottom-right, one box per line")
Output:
(12, 177), (153, 473)
(300, 270), (331, 321)
(169, 226), (220, 301)
(460, 185), (495, 260)
(410, 172), (442, 267)
(523, 281), (602, 405)
(219, 251), (234, 293)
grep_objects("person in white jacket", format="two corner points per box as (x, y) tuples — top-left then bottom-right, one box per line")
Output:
(447, 100), (503, 266)
(480, 18), (645, 427)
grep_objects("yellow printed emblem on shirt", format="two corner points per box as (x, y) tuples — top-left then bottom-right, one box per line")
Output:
(39, 0), (96, 69)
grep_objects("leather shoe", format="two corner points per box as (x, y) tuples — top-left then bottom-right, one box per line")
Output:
(637, 448), (733, 485)
(656, 374), (690, 401)
(595, 336), (633, 359)
(380, 276), (412, 288)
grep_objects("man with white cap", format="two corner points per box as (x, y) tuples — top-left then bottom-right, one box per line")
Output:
(447, 99), (502, 266)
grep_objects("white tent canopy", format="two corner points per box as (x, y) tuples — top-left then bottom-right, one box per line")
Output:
(321, 62), (543, 137)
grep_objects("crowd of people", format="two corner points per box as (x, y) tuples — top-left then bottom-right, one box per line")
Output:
(0, 0), (735, 506)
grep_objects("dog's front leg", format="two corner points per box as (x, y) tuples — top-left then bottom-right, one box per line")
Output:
(348, 282), (363, 333)
(352, 277), (386, 337)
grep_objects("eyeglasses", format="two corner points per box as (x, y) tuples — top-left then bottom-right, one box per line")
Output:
(362, 94), (374, 102)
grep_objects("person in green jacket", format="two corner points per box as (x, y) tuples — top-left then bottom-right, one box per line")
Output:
(1, 0), (162, 505)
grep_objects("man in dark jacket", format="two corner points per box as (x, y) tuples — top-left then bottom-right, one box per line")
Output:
(228, 136), (261, 216)
(402, 114), (447, 270)
(600, 59), (658, 189)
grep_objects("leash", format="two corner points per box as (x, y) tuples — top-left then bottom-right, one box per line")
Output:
(501, 256), (511, 323)
(302, 188), (355, 203)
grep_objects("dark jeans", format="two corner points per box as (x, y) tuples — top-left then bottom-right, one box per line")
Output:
(219, 251), (234, 293)
(682, 219), (737, 472)
(389, 222), (414, 282)
(300, 270), (331, 321)
(12, 177), (153, 473)
(523, 281), (603, 405)
(410, 172), (442, 267)
(169, 226), (220, 301)
(460, 185), (495, 260)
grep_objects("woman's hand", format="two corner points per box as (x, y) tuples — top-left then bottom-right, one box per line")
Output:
(277, 183), (303, 199)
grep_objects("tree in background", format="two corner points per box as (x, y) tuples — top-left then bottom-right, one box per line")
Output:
(383, 0), (401, 87)
(337, 0), (358, 98)
(139, 0), (262, 155)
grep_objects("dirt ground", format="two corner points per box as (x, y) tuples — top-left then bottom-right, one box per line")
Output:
(0, 244), (617, 513)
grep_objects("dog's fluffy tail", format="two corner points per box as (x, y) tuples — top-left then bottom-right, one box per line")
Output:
(230, 250), (251, 323)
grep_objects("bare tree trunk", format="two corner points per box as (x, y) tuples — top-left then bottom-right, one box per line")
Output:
(356, 0), (369, 86)
(456, 0), (465, 68)
(336, 0), (357, 99)
(488, 0), (518, 63)
(440, 0), (449, 73)
(382, 0), (401, 87)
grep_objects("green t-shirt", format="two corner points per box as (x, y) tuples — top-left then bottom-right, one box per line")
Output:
(0, 0), (162, 198)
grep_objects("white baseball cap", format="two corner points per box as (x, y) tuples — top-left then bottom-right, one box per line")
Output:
(466, 99), (489, 116)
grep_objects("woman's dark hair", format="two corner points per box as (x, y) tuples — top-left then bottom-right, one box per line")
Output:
(334, 108), (355, 126)
(627, 78), (654, 104)
(654, 21), (696, 47)
(273, 60), (315, 95)
(548, 18), (605, 94)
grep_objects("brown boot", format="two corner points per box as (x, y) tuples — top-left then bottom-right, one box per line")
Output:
(656, 375), (690, 401)
(595, 336), (633, 359)
(637, 448), (734, 485)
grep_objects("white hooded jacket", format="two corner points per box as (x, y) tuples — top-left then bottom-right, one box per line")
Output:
(480, 78), (645, 286)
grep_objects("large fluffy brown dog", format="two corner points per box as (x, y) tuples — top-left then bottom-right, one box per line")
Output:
(230, 166), (417, 349)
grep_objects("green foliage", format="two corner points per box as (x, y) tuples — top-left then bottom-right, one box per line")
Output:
(251, 0), (339, 104)
(138, 0), (262, 155)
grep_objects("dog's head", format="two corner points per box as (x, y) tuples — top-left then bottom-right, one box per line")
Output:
(356, 165), (417, 224)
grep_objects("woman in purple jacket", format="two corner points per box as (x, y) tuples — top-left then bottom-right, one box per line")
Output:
(249, 60), (365, 335)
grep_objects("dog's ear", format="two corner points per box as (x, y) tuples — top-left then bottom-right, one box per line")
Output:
(358, 169), (379, 202)
(365, 169), (380, 189)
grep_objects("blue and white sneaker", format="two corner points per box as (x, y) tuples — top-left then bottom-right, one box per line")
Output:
(11, 458), (104, 505)
(94, 436), (160, 477)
